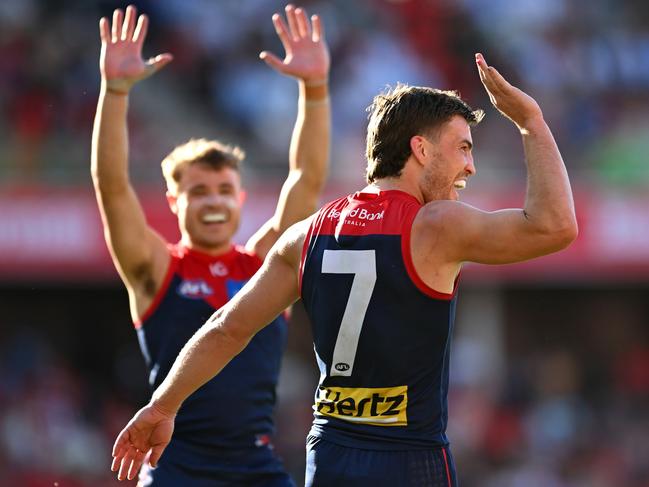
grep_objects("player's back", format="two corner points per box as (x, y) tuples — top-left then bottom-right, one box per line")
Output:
(300, 189), (458, 450)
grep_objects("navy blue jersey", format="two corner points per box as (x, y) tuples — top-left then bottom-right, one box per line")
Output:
(136, 244), (288, 455)
(300, 190), (458, 451)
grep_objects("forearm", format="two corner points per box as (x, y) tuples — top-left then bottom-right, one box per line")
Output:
(91, 86), (132, 194)
(521, 117), (577, 235)
(150, 310), (251, 414)
(288, 79), (330, 188)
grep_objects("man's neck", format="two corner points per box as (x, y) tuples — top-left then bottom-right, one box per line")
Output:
(369, 175), (424, 205)
(181, 237), (233, 257)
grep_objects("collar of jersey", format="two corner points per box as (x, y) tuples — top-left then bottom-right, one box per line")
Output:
(352, 189), (420, 205)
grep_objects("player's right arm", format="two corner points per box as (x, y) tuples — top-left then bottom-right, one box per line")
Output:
(110, 219), (309, 481)
(91, 6), (172, 307)
(417, 54), (578, 274)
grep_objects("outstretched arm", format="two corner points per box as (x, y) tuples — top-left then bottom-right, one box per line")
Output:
(247, 4), (330, 259)
(111, 220), (308, 481)
(91, 5), (172, 309)
(428, 53), (578, 266)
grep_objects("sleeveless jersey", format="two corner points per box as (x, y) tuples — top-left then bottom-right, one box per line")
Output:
(136, 244), (288, 452)
(300, 190), (458, 450)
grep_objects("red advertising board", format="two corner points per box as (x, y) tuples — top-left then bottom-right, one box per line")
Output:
(1, 185), (648, 283)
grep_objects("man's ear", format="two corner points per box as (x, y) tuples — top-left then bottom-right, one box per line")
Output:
(238, 189), (247, 205)
(409, 135), (428, 167)
(166, 191), (178, 214)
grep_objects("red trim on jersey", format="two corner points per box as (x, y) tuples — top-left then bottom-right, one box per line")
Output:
(401, 207), (457, 300)
(442, 447), (452, 487)
(134, 246), (179, 329)
(299, 212), (319, 298)
(175, 244), (263, 269)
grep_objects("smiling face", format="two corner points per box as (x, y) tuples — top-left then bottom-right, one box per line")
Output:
(419, 115), (476, 203)
(167, 163), (243, 254)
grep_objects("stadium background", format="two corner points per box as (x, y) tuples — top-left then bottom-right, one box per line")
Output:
(1, 0), (648, 485)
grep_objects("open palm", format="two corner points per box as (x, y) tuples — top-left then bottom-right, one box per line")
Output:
(260, 5), (330, 83)
(99, 5), (172, 94)
(111, 402), (175, 481)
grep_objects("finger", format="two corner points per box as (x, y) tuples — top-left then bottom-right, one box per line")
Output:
(122, 4), (137, 41)
(475, 52), (487, 69)
(111, 9), (123, 43)
(311, 14), (324, 42)
(133, 14), (148, 45)
(145, 53), (174, 75)
(295, 7), (310, 38)
(99, 17), (110, 43)
(475, 53), (508, 93)
(259, 51), (286, 72)
(112, 429), (128, 457)
(128, 449), (146, 480)
(119, 447), (139, 481)
(118, 453), (131, 481)
(476, 57), (500, 95)
(149, 444), (166, 468)
(485, 65), (513, 93)
(272, 13), (292, 53)
(111, 454), (121, 472)
(285, 4), (300, 41)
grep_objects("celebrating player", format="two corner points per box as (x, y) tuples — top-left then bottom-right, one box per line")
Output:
(110, 53), (577, 486)
(92, 4), (329, 486)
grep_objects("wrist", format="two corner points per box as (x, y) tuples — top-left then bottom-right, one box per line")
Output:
(150, 397), (178, 418)
(102, 80), (131, 97)
(518, 114), (546, 134)
(300, 78), (329, 102)
(302, 77), (328, 87)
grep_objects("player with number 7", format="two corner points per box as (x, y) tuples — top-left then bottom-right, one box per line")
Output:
(111, 53), (577, 486)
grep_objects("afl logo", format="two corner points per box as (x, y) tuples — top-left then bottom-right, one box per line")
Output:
(177, 279), (214, 299)
(334, 363), (350, 372)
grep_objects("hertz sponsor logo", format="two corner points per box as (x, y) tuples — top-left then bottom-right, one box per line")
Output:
(314, 385), (408, 426)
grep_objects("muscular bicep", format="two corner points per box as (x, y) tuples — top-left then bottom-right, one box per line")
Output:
(428, 202), (573, 265)
(95, 185), (169, 288)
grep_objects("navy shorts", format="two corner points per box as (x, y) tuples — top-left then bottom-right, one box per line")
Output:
(305, 435), (457, 487)
(137, 439), (295, 487)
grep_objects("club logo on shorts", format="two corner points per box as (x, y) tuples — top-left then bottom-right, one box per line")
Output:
(334, 362), (350, 372)
(314, 385), (408, 426)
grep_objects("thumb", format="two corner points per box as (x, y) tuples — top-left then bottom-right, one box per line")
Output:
(149, 444), (167, 468)
(259, 51), (286, 73)
(144, 53), (174, 77)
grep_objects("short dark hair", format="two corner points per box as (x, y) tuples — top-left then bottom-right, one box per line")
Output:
(365, 84), (484, 183)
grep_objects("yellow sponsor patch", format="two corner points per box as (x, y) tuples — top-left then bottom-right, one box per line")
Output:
(314, 385), (408, 426)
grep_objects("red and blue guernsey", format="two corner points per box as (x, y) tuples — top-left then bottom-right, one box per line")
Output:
(300, 189), (458, 451)
(135, 244), (289, 481)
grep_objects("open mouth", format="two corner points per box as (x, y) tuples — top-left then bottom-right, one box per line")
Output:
(453, 180), (466, 190)
(202, 212), (228, 224)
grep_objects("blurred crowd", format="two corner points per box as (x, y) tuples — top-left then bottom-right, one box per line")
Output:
(1, 0), (649, 186)
(0, 0), (648, 486)
(1, 288), (647, 486)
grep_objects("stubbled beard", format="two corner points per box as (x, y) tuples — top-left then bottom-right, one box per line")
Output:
(422, 159), (454, 202)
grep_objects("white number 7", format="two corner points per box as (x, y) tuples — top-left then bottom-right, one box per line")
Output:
(322, 249), (377, 377)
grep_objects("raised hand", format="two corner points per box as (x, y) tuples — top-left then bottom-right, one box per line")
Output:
(475, 53), (543, 130)
(99, 5), (173, 94)
(260, 4), (330, 84)
(111, 402), (175, 481)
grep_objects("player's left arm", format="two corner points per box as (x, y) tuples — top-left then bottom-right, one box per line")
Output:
(246, 4), (330, 259)
(111, 219), (309, 481)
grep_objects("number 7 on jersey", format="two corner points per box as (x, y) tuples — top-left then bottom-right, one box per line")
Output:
(321, 249), (377, 377)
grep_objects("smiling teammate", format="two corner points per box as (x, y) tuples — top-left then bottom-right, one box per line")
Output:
(110, 54), (577, 486)
(91, 4), (329, 486)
